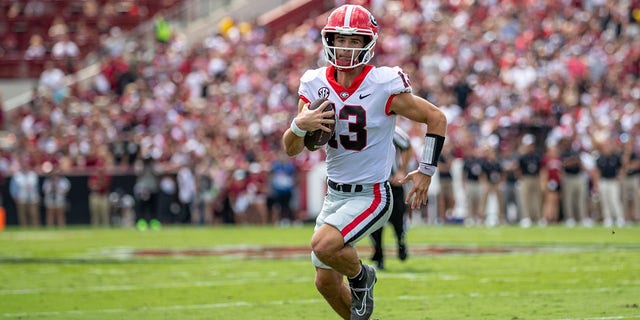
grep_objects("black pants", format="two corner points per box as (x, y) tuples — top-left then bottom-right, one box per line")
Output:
(370, 184), (406, 263)
(267, 192), (293, 222)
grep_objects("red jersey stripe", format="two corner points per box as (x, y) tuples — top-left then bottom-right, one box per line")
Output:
(341, 183), (381, 237)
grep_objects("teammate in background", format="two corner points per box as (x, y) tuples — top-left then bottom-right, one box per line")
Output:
(282, 5), (447, 319)
(480, 147), (505, 225)
(370, 126), (414, 270)
(42, 168), (71, 228)
(592, 136), (625, 227)
(621, 134), (640, 223)
(540, 144), (562, 225)
(462, 146), (485, 226)
(436, 143), (456, 224)
(559, 136), (590, 227)
(517, 134), (543, 227)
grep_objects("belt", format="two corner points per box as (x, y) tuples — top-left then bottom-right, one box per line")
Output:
(327, 179), (363, 192)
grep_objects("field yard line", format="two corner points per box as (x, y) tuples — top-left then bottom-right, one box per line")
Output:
(0, 277), (312, 295)
(555, 316), (640, 320)
(1, 272), (637, 296)
(397, 286), (635, 300)
(2, 296), (639, 319)
(0, 300), (322, 318)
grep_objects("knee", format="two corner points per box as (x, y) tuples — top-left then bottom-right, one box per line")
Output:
(310, 227), (343, 262)
(314, 271), (341, 294)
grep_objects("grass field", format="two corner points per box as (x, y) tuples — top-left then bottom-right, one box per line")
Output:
(1, 224), (639, 320)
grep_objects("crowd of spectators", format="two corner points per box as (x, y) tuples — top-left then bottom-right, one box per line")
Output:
(0, 0), (181, 77)
(0, 0), (639, 228)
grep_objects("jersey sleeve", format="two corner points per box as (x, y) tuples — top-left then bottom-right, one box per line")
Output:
(380, 66), (412, 96)
(298, 69), (322, 103)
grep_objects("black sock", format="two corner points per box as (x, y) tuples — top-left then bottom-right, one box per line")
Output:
(348, 262), (367, 288)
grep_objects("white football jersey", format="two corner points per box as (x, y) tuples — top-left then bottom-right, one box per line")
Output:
(298, 65), (412, 184)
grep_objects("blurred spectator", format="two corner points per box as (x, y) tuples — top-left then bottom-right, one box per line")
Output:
(88, 165), (112, 226)
(267, 153), (296, 225)
(154, 14), (173, 43)
(593, 138), (625, 227)
(74, 20), (97, 48)
(133, 156), (160, 224)
(501, 144), (521, 224)
(48, 16), (68, 40)
(227, 168), (249, 225)
(38, 61), (66, 98)
(0, 93), (5, 130)
(195, 159), (216, 224)
(436, 144), (456, 223)
(6, 2), (22, 18)
(481, 147), (505, 225)
(83, 0), (100, 18)
(1, 33), (18, 54)
(517, 135), (543, 228)
(177, 162), (196, 224)
(51, 34), (80, 73)
(157, 172), (178, 223)
(24, 34), (46, 60)
(24, 0), (49, 17)
(560, 137), (590, 227)
(52, 34), (80, 60)
(184, 65), (209, 101)
(621, 135), (640, 223)
(247, 161), (269, 225)
(9, 161), (40, 227)
(462, 147), (485, 226)
(540, 144), (562, 225)
(42, 168), (70, 227)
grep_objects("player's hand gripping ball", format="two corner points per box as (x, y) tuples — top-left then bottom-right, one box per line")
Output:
(304, 98), (336, 151)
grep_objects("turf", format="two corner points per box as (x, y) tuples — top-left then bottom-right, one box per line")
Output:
(0, 225), (639, 320)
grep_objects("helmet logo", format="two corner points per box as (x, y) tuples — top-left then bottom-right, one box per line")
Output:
(318, 87), (330, 99)
(369, 14), (377, 27)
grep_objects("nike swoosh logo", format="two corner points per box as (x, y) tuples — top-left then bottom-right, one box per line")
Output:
(355, 295), (367, 316)
(353, 288), (371, 316)
(359, 93), (371, 99)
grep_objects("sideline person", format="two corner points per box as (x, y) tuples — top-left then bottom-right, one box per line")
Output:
(370, 126), (414, 270)
(281, 5), (447, 319)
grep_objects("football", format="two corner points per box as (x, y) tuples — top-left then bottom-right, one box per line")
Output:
(304, 98), (336, 151)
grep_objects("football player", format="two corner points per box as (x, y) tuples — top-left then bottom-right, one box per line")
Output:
(282, 4), (447, 319)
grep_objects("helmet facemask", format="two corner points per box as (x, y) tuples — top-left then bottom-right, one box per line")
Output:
(322, 32), (376, 70)
(320, 5), (379, 71)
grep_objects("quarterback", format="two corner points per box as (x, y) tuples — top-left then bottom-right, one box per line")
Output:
(282, 4), (447, 319)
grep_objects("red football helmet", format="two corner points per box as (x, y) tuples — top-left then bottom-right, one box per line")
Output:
(321, 5), (379, 70)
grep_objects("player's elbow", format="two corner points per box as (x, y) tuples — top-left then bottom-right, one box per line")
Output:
(428, 108), (447, 133)
(284, 148), (299, 157)
(282, 134), (303, 157)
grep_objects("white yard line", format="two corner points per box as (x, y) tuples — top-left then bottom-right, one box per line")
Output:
(2, 296), (638, 319)
(555, 316), (640, 320)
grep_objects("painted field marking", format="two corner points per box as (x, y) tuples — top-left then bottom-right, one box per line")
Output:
(2, 296), (638, 319)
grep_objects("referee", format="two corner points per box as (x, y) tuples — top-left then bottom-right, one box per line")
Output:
(370, 126), (414, 270)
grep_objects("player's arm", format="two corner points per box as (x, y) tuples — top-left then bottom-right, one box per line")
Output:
(390, 92), (447, 209)
(282, 99), (335, 157)
(390, 93), (447, 136)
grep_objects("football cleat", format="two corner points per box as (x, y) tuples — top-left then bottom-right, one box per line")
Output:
(350, 264), (377, 320)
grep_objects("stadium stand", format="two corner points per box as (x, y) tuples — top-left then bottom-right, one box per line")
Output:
(0, 0), (183, 78)
(0, 0), (639, 228)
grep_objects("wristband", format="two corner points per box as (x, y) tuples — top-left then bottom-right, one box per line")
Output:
(290, 119), (307, 138)
(418, 162), (437, 176)
(421, 134), (445, 166)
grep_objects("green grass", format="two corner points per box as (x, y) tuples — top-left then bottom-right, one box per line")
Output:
(1, 225), (639, 320)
